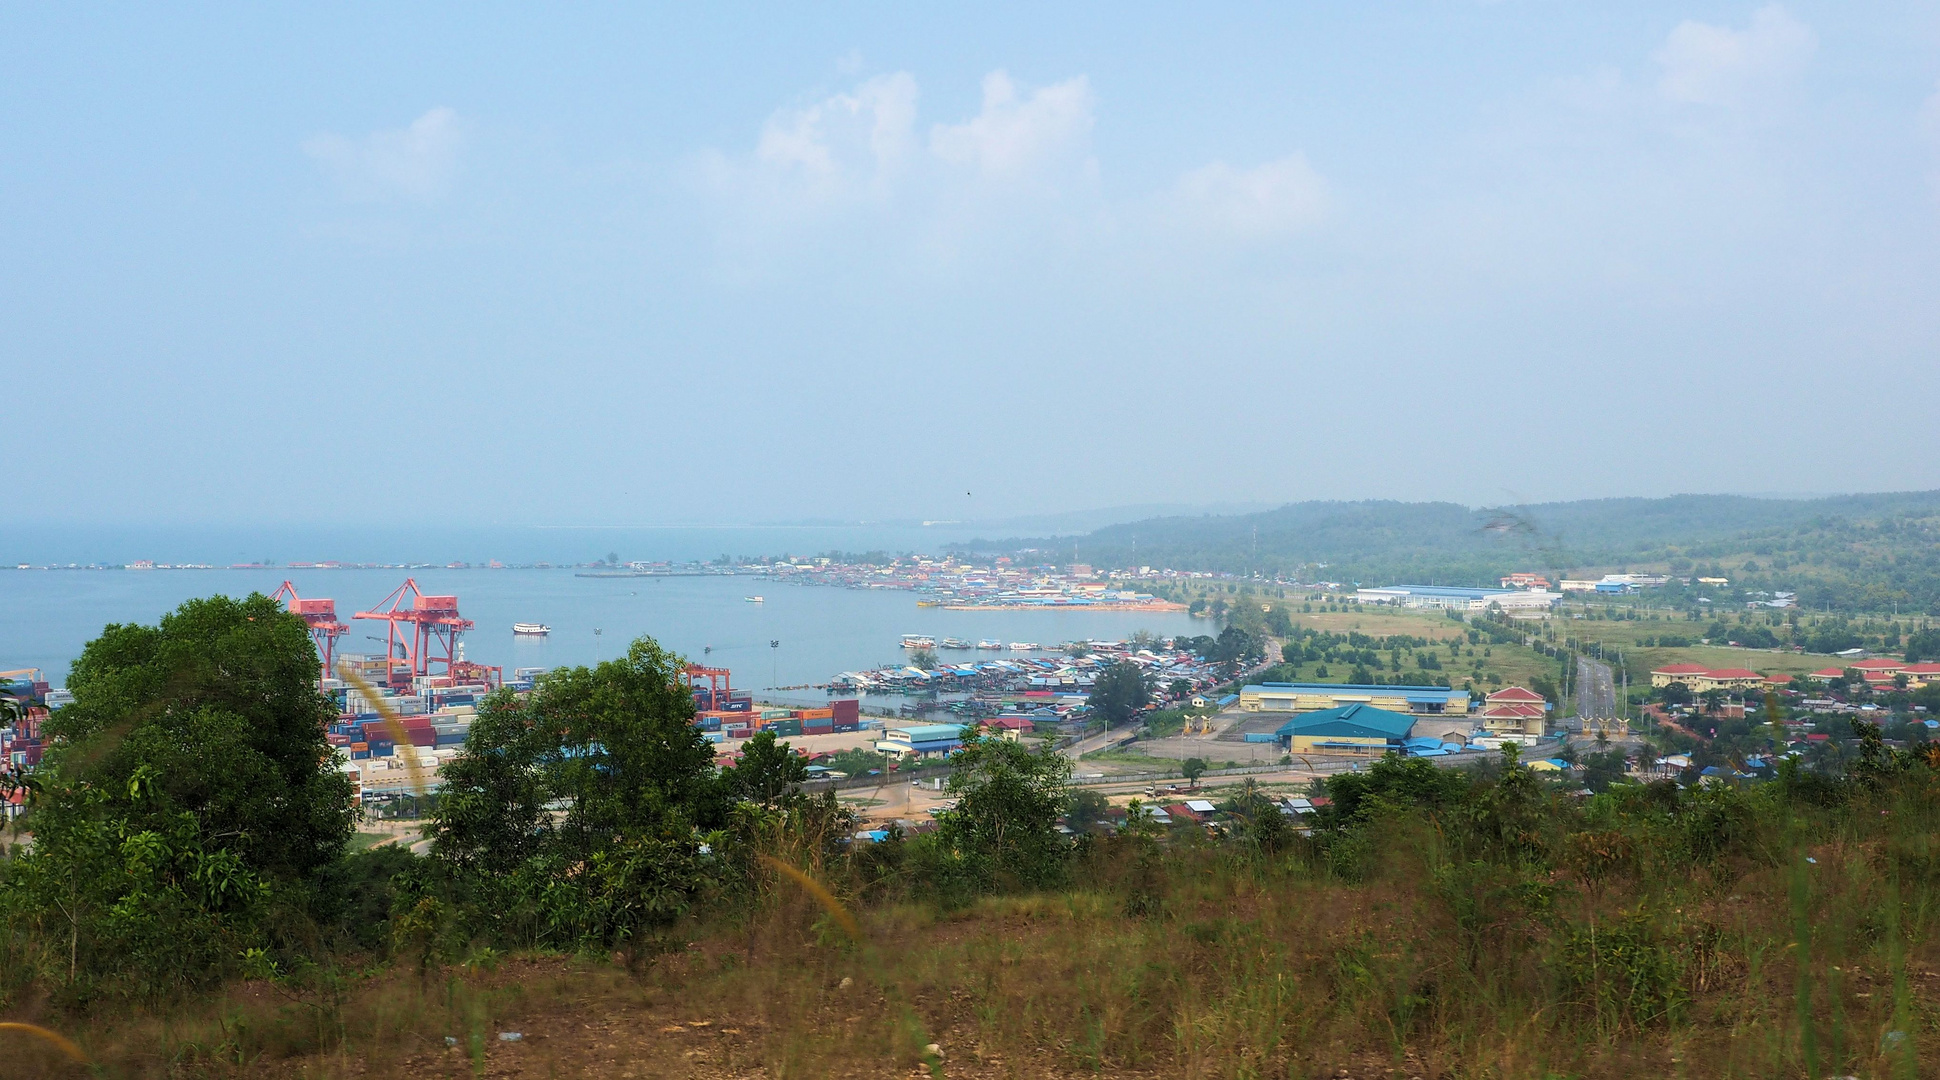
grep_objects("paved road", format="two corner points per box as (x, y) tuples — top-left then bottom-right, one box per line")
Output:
(1577, 656), (1616, 721)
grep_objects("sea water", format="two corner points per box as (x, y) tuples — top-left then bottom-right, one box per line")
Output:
(0, 567), (1201, 706)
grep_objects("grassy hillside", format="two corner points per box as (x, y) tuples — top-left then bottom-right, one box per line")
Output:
(27, 758), (1940, 1079)
(955, 491), (1940, 614)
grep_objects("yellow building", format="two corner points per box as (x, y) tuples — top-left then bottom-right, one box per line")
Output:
(1240, 682), (1470, 715)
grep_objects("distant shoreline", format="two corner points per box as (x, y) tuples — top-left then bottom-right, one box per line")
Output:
(937, 602), (1188, 613)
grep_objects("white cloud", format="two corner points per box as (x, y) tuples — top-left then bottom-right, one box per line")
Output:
(1655, 5), (1815, 107)
(928, 71), (1094, 181)
(1172, 155), (1328, 238)
(304, 107), (462, 201)
(752, 72), (918, 191)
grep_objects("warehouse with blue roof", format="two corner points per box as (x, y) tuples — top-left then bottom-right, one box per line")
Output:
(1275, 703), (1419, 753)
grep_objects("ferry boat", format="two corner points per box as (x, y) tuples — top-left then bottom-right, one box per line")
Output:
(976, 639), (1004, 650)
(939, 637), (971, 650)
(744, 595), (764, 603)
(512, 623), (551, 636)
(1007, 642), (1039, 651)
(900, 634), (936, 649)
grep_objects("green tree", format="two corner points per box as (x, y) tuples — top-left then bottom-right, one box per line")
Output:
(429, 688), (547, 877)
(723, 731), (808, 808)
(930, 734), (1072, 890)
(1090, 661), (1151, 729)
(429, 635), (727, 952)
(1182, 757), (1208, 789)
(910, 646), (938, 671)
(9, 594), (354, 995)
(1067, 788), (1112, 834)
(1212, 626), (1264, 668)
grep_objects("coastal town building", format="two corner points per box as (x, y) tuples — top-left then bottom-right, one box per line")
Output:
(1648, 664), (1765, 692)
(1478, 685), (1548, 738)
(1239, 682), (1471, 715)
(1353, 584), (1559, 613)
(1274, 703), (1419, 754)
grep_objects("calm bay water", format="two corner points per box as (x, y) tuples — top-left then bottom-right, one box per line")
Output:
(0, 569), (1200, 705)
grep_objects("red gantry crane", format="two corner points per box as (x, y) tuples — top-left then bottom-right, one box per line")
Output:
(270, 582), (349, 678)
(682, 663), (734, 708)
(354, 579), (474, 688)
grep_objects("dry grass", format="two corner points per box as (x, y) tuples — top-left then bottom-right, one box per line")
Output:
(18, 786), (1940, 1078)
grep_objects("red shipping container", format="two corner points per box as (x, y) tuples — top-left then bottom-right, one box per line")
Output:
(803, 724), (833, 736)
(831, 699), (860, 724)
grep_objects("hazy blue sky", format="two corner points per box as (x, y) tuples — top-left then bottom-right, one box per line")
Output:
(4, 3), (1938, 527)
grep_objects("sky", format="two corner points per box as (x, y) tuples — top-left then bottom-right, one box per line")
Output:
(4, 3), (1939, 528)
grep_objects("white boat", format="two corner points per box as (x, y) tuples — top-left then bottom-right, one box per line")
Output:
(976, 639), (1003, 650)
(1007, 642), (1039, 651)
(512, 623), (551, 636)
(744, 596), (764, 603)
(940, 637), (970, 650)
(900, 634), (936, 649)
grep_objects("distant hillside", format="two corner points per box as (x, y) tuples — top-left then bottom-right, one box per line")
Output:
(951, 491), (1940, 613)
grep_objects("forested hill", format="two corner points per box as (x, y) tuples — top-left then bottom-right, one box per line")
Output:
(951, 491), (1940, 612)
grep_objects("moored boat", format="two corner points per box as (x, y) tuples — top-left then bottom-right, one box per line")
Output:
(512, 623), (551, 636)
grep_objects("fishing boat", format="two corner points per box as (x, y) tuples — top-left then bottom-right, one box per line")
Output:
(976, 639), (1003, 650)
(900, 634), (936, 649)
(744, 595), (764, 603)
(512, 623), (551, 636)
(1007, 642), (1039, 651)
(939, 637), (971, 650)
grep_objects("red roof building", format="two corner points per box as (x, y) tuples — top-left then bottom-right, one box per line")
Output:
(1849, 659), (1904, 673)
(1650, 664), (1711, 687)
(1481, 686), (1547, 735)
(1652, 666), (1766, 691)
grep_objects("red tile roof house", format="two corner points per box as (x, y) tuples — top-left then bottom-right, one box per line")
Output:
(1650, 664), (1712, 688)
(1904, 664), (1940, 688)
(977, 717), (1036, 740)
(1848, 659), (1905, 674)
(1480, 686), (1547, 736)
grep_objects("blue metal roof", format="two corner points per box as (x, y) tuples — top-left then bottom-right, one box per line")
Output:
(1275, 703), (1417, 741)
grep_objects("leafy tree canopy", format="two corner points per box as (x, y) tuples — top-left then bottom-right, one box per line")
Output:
(1089, 661), (1151, 728)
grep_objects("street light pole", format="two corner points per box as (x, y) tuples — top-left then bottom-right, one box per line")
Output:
(770, 639), (780, 689)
